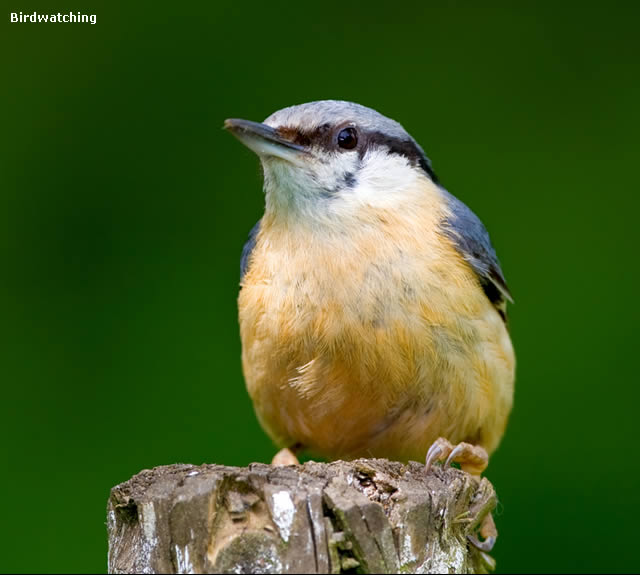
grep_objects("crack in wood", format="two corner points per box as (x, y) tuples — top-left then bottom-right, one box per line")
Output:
(107, 459), (497, 574)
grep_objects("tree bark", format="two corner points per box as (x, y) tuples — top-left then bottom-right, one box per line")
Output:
(107, 459), (497, 574)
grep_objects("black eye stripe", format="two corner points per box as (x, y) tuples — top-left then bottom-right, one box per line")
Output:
(363, 131), (439, 184)
(275, 124), (439, 183)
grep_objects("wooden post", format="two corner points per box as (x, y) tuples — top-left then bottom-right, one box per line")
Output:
(107, 459), (497, 574)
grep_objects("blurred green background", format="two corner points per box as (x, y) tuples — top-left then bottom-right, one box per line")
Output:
(1, 1), (638, 573)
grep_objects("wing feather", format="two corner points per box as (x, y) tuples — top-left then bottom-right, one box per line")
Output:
(439, 189), (513, 320)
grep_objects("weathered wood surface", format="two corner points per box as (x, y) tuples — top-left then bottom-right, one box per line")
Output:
(107, 459), (497, 574)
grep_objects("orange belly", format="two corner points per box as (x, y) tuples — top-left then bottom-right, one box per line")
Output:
(238, 191), (515, 462)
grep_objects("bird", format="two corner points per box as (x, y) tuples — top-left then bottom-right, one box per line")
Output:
(225, 100), (515, 488)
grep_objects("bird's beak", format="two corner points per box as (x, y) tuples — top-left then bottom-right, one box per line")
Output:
(224, 118), (308, 164)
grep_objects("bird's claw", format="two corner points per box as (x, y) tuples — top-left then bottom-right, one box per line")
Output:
(424, 437), (489, 475)
(467, 534), (496, 553)
(468, 512), (498, 552)
(425, 438), (496, 555)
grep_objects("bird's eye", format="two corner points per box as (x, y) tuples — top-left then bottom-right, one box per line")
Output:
(337, 127), (358, 150)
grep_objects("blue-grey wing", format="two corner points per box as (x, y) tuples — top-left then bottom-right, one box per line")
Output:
(439, 189), (513, 318)
(240, 220), (261, 282)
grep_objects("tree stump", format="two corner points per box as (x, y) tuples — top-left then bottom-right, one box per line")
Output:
(107, 459), (497, 574)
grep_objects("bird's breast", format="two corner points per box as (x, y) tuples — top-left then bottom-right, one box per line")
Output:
(238, 196), (514, 461)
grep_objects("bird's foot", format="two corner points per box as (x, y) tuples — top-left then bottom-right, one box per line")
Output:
(271, 447), (300, 466)
(425, 437), (496, 554)
(424, 437), (489, 475)
(468, 512), (497, 553)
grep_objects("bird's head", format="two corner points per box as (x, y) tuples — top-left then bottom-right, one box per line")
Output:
(225, 100), (439, 222)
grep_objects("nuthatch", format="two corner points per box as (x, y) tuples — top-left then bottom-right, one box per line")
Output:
(225, 101), (515, 485)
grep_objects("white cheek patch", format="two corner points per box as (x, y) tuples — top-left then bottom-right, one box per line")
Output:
(263, 150), (361, 209)
(349, 149), (419, 208)
(262, 145), (421, 221)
